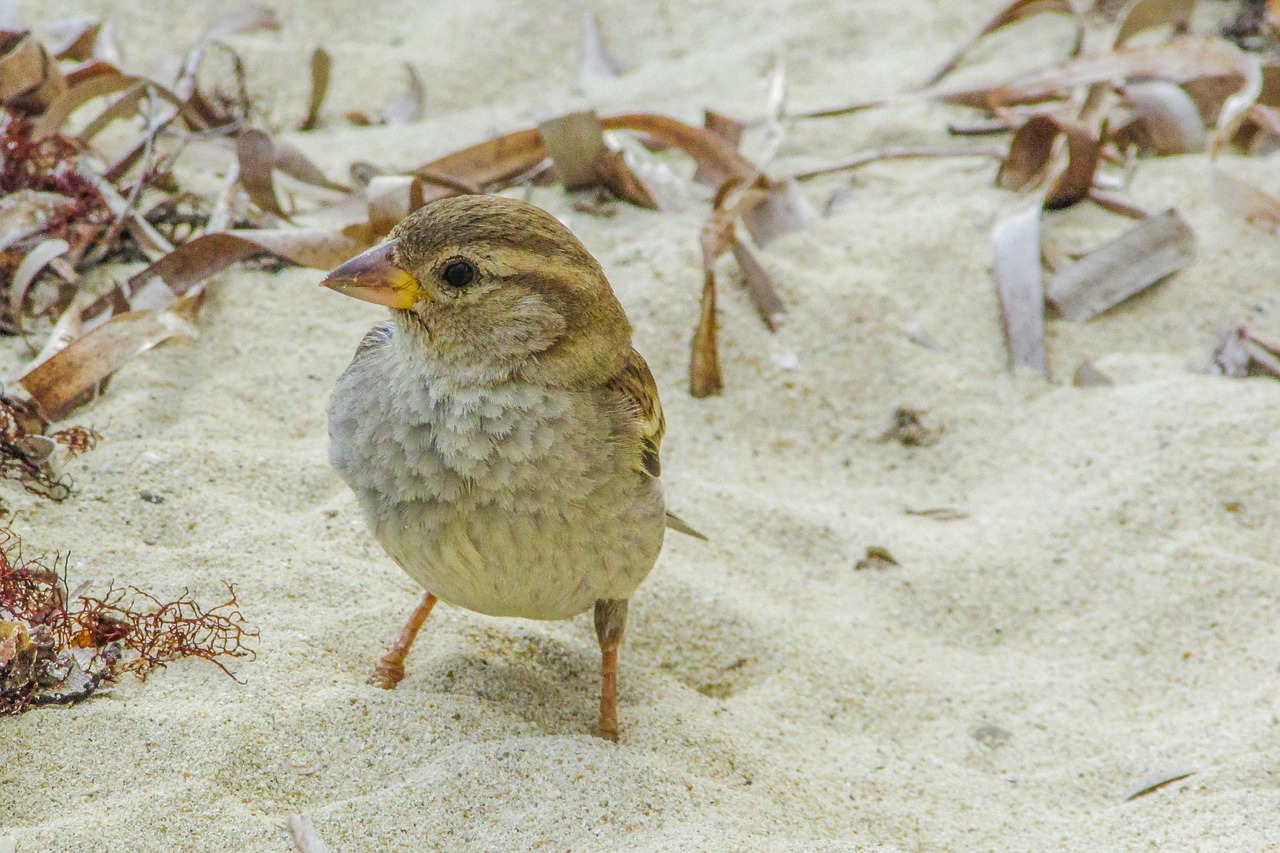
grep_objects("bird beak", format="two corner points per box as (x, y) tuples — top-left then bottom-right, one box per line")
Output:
(321, 240), (426, 309)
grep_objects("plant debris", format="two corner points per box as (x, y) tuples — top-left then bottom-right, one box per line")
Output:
(1122, 768), (1198, 801)
(790, 1), (1280, 376)
(1046, 209), (1195, 322)
(855, 546), (900, 571)
(880, 406), (942, 447)
(0, 524), (257, 714)
(0, 390), (95, 500)
(1212, 326), (1280, 378)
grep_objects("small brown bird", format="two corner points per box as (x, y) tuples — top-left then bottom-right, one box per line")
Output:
(323, 194), (667, 741)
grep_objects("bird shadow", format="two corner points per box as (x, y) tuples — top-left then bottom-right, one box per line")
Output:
(406, 631), (601, 737)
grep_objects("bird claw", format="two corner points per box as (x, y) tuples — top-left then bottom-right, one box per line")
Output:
(369, 659), (405, 690)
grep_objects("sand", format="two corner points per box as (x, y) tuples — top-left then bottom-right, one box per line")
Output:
(4, 0), (1280, 850)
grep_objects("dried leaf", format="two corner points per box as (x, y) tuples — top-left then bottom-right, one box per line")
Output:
(237, 127), (288, 219)
(20, 306), (198, 421)
(201, 2), (281, 43)
(50, 17), (102, 62)
(941, 36), (1252, 110)
(1089, 189), (1155, 219)
(926, 0), (1080, 87)
(30, 70), (136, 140)
(992, 199), (1047, 373)
(689, 270), (721, 398)
(381, 63), (425, 125)
(414, 127), (547, 195)
(9, 238), (69, 327)
(905, 507), (969, 520)
(731, 239), (785, 332)
(539, 111), (658, 207)
(577, 9), (625, 87)
(855, 546), (900, 571)
(1046, 209), (1194, 321)
(274, 141), (346, 192)
(1245, 338), (1280, 378)
(299, 47), (330, 131)
(603, 113), (761, 189)
(703, 110), (745, 148)
(1121, 81), (1206, 154)
(1113, 0), (1196, 47)
(539, 111), (609, 190)
(1122, 768), (1197, 801)
(998, 114), (1099, 209)
(742, 178), (815, 246)
(0, 31), (56, 106)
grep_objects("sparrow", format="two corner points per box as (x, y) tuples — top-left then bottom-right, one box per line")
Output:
(322, 194), (668, 741)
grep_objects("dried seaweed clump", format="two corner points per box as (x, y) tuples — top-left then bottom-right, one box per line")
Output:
(0, 391), (97, 500)
(0, 527), (257, 714)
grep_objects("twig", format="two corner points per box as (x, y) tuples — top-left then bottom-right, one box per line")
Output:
(791, 146), (1004, 181)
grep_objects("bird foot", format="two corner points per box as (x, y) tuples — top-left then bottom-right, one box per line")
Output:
(368, 658), (405, 690)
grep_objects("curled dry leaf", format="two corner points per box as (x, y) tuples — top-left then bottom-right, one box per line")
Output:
(1046, 208), (1194, 321)
(200, 2), (281, 43)
(992, 198), (1048, 373)
(380, 63), (425, 125)
(1120, 81), (1206, 154)
(742, 178), (815, 247)
(9, 237), (69, 330)
(998, 113), (1099, 209)
(538, 111), (658, 208)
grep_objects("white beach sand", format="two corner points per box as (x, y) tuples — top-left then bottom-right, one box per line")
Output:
(4, 0), (1279, 850)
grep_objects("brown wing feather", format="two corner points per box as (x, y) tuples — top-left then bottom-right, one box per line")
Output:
(605, 348), (664, 478)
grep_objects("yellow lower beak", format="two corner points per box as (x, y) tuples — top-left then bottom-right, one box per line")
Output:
(321, 240), (424, 309)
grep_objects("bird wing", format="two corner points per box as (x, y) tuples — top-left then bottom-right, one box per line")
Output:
(605, 347), (664, 479)
(352, 321), (394, 360)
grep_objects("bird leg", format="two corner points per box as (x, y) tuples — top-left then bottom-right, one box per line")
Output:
(593, 598), (628, 742)
(370, 591), (437, 689)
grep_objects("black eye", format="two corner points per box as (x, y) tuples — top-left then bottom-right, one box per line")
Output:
(441, 259), (476, 289)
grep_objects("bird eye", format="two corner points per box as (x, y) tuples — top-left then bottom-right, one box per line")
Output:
(441, 259), (476, 289)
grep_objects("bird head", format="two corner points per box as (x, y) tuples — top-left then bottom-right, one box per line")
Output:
(322, 195), (633, 386)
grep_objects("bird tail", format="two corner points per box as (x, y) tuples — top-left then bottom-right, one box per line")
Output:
(664, 511), (708, 541)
